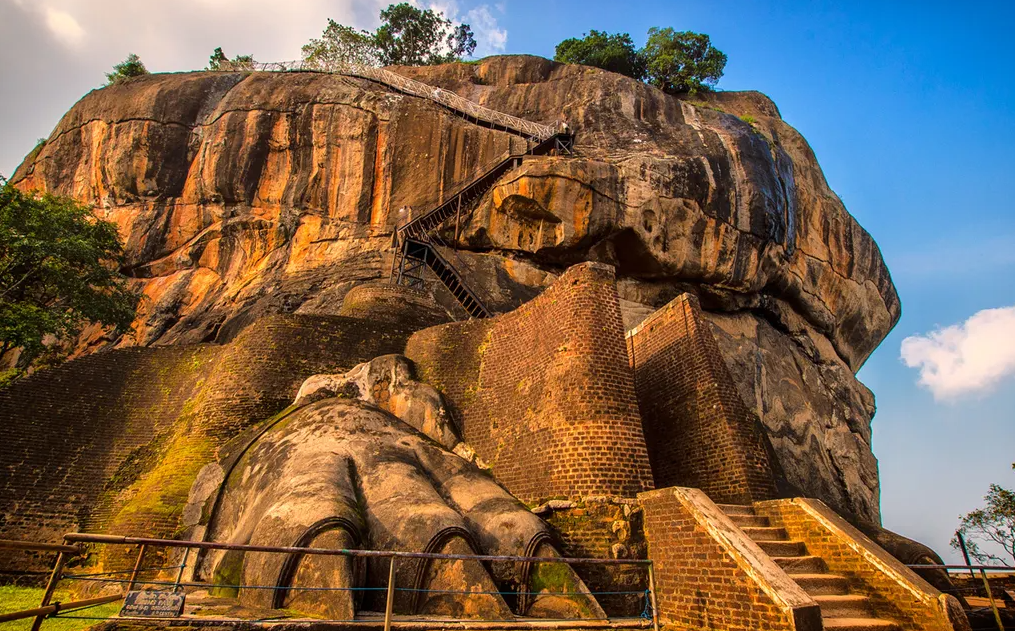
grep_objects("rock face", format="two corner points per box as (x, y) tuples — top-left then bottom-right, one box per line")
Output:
(11, 55), (898, 523)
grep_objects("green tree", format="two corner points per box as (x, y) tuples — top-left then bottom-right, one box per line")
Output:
(301, 20), (379, 70)
(207, 47), (256, 71)
(373, 3), (476, 66)
(951, 465), (1015, 565)
(105, 53), (149, 85)
(641, 28), (727, 94)
(553, 30), (646, 80)
(0, 177), (141, 377)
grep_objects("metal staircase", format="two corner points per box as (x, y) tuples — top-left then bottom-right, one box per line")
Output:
(389, 111), (574, 318)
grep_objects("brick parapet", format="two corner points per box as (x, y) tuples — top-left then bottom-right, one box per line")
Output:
(754, 498), (969, 631)
(338, 281), (451, 329)
(626, 293), (778, 504)
(639, 486), (821, 631)
(405, 262), (654, 503)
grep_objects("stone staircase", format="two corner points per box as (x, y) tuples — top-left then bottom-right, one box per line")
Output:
(718, 504), (900, 631)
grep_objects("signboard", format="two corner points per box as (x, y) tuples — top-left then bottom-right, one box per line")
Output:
(120, 590), (186, 618)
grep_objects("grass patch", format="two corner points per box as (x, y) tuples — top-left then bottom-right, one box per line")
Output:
(0, 586), (120, 631)
(686, 100), (725, 113)
(740, 114), (757, 126)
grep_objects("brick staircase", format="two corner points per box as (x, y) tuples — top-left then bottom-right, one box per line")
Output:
(718, 504), (900, 631)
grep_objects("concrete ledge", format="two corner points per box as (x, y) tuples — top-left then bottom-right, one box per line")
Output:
(755, 498), (970, 631)
(639, 487), (821, 631)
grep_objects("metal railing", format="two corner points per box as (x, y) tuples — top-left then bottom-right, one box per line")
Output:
(211, 59), (560, 142)
(1, 535), (658, 631)
(908, 563), (1014, 631)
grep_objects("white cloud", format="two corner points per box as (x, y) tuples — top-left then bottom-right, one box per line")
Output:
(427, 1), (508, 57)
(44, 7), (85, 47)
(465, 4), (507, 56)
(901, 305), (1015, 400)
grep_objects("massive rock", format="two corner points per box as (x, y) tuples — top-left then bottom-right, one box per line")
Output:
(10, 55), (899, 523)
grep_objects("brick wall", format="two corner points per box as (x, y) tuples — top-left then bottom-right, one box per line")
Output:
(405, 262), (654, 503)
(0, 345), (220, 574)
(626, 294), (778, 504)
(639, 487), (820, 631)
(0, 303), (431, 573)
(755, 498), (966, 631)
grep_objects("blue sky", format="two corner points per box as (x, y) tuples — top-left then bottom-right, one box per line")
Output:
(1, 0), (1012, 562)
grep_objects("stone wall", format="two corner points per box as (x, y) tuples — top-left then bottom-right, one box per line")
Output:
(626, 294), (779, 504)
(755, 498), (968, 631)
(541, 499), (647, 617)
(639, 487), (821, 631)
(405, 262), (654, 503)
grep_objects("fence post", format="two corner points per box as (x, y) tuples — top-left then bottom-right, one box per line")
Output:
(32, 550), (69, 631)
(956, 532), (976, 580)
(383, 556), (397, 631)
(978, 568), (1004, 631)
(647, 561), (660, 631)
(173, 548), (190, 593)
(126, 544), (148, 591)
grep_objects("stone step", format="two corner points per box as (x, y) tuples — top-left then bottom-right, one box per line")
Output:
(741, 526), (788, 541)
(726, 514), (771, 528)
(820, 617), (900, 631)
(772, 555), (827, 573)
(790, 573), (850, 596)
(754, 539), (807, 557)
(716, 503), (756, 516)
(814, 594), (875, 618)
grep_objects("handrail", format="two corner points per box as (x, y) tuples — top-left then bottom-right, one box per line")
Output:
(63, 532), (650, 565)
(396, 133), (561, 242)
(908, 564), (1015, 571)
(0, 539), (80, 554)
(0, 595), (123, 624)
(396, 151), (514, 240)
(211, 59), (559, 142)
(404, 238), (489, 318)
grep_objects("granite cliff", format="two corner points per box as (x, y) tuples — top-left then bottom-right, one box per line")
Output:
(11, 54), (899, 525)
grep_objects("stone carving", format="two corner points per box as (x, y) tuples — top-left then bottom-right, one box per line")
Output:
(199, 397), (604, 620)
(295, 354), (461, 450)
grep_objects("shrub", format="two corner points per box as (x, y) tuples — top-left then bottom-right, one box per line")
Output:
(105, 53), (148, 85)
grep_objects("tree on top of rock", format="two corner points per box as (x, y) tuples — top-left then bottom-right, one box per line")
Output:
(207, 47), (256, 72)
(553, 27), (727, 94)
(105, 53), (149, 85)
(0, 177), (141, 383)
(374, 3), (475, 66)
(301, 3), (477, 69)
(554, 31), (646, 81)
(642, 28), (727, 94)
(302, 20), (380, 70)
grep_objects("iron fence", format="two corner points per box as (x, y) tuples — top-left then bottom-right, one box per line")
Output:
(0, 535), (658, 631)
(211, 59), (560, 142)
